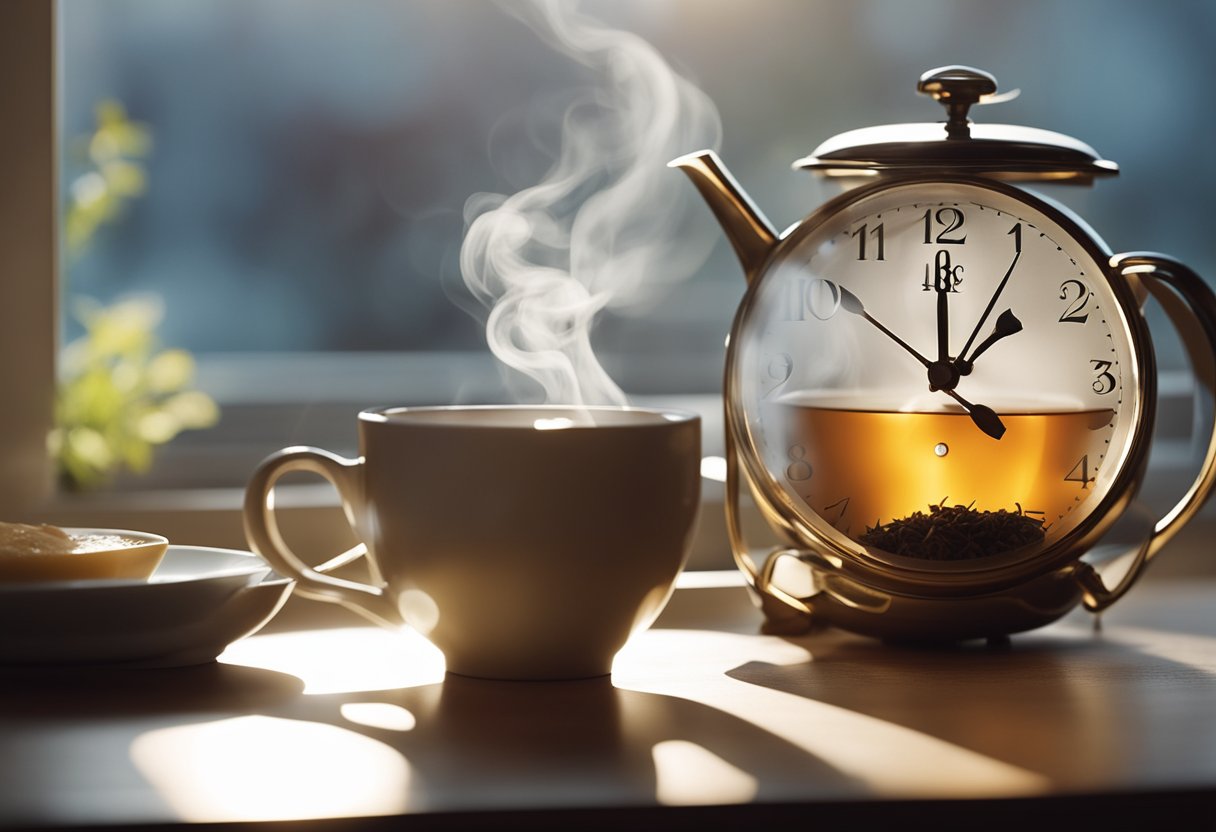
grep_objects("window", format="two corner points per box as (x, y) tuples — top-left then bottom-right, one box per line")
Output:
(17, 1), (1216, 572)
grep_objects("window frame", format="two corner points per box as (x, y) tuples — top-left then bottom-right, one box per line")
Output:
(0, 0), (57, 517)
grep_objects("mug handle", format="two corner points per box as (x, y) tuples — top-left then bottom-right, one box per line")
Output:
(1076, 253), (1216, 611)
(243, 446), (405, 628)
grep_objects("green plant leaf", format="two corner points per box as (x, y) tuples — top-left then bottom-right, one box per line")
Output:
(146, 349), (196, 393)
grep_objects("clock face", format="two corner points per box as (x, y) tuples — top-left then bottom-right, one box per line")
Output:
(731, 178), (1143, 566)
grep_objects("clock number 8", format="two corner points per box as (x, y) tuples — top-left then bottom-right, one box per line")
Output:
(785, 445), (813, 482)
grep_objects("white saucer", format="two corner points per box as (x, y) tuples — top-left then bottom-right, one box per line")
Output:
(0, 545), (292, 667)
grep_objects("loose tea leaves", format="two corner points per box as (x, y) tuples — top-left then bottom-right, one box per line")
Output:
(859, 499), (1045, 560)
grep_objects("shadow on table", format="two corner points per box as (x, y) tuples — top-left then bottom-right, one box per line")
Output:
(726, 624), (1216, 785)
(268, 672), (861, 812)
(0, 660), (305, 717)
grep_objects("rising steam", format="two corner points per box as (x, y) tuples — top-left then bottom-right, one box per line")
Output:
(460, 0), (721, 406)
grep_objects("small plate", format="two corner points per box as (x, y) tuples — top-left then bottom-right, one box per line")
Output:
(0, 545), (292, 667)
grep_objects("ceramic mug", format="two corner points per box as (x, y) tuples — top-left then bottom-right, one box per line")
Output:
(243, 405), (701, 680)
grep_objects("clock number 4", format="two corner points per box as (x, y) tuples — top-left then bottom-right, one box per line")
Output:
(1065, 455), (1096, 489)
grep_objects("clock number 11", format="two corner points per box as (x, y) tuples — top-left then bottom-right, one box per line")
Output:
(852, 222), (885, 261)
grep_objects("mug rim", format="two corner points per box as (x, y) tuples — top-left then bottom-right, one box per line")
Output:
(359, 403), (700, 427)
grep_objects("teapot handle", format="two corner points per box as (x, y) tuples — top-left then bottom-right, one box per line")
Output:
(1076, 253), (1216, 611)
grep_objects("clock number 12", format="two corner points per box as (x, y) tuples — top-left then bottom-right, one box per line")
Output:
(922, 207), (967, 245)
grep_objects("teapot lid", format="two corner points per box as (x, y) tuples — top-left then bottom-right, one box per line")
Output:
(794, 66), (1118, 184)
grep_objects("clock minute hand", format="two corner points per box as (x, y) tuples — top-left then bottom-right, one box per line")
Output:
(838, 286), (930, 368)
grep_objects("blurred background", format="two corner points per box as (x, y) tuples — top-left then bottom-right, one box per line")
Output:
(58, 0), (1216, 490)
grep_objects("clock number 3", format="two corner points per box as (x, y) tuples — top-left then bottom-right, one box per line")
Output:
(1091, 359), (1117, 395)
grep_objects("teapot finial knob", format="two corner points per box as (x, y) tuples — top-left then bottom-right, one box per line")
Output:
(917, 66), (999, 139)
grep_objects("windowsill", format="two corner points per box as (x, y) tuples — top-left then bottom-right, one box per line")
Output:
(29, 370), (1216, 580)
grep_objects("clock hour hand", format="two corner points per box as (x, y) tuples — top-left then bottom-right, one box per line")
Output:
(955, 308), (1023, 375)
(839, 285), (1006, 440)
(957, 224), (1022, 366)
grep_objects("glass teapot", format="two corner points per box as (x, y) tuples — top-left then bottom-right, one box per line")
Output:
(672, 66), (1216, 641)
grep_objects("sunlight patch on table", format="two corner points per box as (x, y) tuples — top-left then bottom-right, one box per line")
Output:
(652, 740), (758, 806)
(218, 626), (445, 694)
(340, 702), (418, 732)
(130, 716), (409, 822)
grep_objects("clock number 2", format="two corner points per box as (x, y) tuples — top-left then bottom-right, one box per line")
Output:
(1059, 279), (1092, 324)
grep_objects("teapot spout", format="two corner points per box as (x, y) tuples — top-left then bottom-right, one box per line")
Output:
(669, 150), (778, 283)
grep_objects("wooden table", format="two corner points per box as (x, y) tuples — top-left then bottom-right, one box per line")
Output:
(2, 572), (1214, 830)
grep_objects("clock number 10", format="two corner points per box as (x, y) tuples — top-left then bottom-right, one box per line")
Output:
(782, 277), (842, 321)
